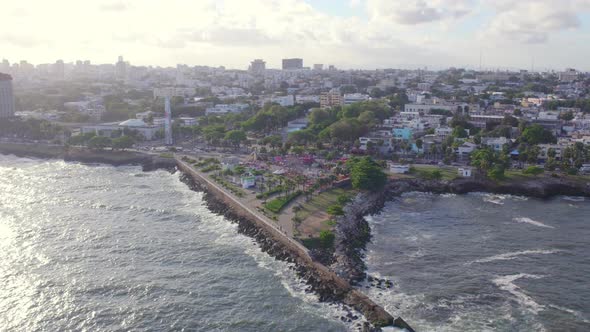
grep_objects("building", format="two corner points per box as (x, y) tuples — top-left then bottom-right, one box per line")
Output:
(343, 93), (370, 105)
(458, 167), (473, 177)
(205, 103), (249, 115)
(282, 58), (303, 70)
(115, 56), (128, 81)
(320, 90), (343, 108)
(389, 164), (410, 174)
(271, 95), (295, 107)
(313, 64), (323, 71)
(0, 73), (15, 118)
(249, 59), (266, 75)
(558, 68), (578, 83)
(81, 119), (160, 140)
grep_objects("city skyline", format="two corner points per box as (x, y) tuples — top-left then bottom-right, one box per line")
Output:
(2, 0), (590, 71)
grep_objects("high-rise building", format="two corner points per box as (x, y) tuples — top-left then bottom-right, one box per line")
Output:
(313, 64), (324, 71)
(53, 59), (65, 80)
(0, 73), (15, 118)
(115, 56), (128, 81)
(282, 58), (303, 70)
(320, 90), (343, 109)
(249, 59), (266, 74)
(0, 59), (9, 73)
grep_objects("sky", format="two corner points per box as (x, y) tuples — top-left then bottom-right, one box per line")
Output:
(2, 0), (590, 71)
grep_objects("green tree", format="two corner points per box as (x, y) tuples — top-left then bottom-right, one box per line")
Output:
(112, 135), (134, 150)
(87, 136), (112, 150)
(319, 230), (335, 248)
(347, 157), (387, 191)
(225, 130), (247, 148)
(521, 124), (556, 145)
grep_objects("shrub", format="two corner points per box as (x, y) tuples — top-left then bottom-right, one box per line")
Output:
(522, 166), (544, 176)
(264, 191), (301, 213)
(319, 230), (335, 248)
(327, 204), (344, 216)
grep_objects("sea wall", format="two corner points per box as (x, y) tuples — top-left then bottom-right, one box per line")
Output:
(175, 158), (410, 330)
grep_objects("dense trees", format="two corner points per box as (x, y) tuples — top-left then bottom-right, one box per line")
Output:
(0, 118), (67, 140)
(347, 157), (387, 191)
(521, 124), (557, 145)
(224, 130), (247, 148)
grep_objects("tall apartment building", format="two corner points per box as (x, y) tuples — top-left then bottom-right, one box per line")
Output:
(115, 56), (128, 81)
(249, 59), (266, 75)
(282, 58), (303, 70)
(320, 90), (343, 108)
(0, 73), (15, 118)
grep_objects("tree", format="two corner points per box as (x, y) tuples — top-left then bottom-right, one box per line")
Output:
(347, 157), (387, 191)
(112, 135), (134, 150)
(319, 230), (335, 248)
(470, 148), (496, 175)
(559, 111), (574, 121)
(327, 204), (344, 216)
(225, 130), (247, 148)
(452, 126), (468, 138)
(521, 124), (556, 145)
(87, 136), (112, 150)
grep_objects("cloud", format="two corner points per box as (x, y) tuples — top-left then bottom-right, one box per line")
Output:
(366, 0), (474, 25)
(188, 27), (278, 47)
(99, 1), (128, 12)
(0, 33), (48, 48)
(482, 0), (588, 43)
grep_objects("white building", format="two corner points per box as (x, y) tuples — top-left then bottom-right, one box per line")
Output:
(0, 73), (15, 118)
(81, 119), (160, 140)
(206, 103), (249, 115)
(343, 93), (370, 105)
(389, 164), (410, 174)
(457, 142), (477, 156)
(271, 95), (295, 107)
(458, 167), (473, 177)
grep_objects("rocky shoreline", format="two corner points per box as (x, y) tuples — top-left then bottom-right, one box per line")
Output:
(331, 175), (590, 290)
(0, 143), (176, 171)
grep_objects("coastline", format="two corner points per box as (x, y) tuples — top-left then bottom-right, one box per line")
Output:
(0, 142), (176, 171)
(4, 144), (589, 331)
(333, 175), (590, 292)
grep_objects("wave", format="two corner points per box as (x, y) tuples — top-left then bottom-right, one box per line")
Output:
(492, 273), (545, 314)
(562, 196), (585, 202)
(469, 249), (562, 264)
(482, 194), (506, 205)
(513, 217), (555, 229)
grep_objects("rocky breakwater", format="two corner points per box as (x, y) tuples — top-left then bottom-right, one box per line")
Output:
(331, 191), (389, 285)
(175, 166), (406, 330)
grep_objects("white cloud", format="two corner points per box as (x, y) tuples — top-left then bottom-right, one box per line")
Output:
(366, 0), (474, 25)
(0, 0), (589, 70)
(482, 0), (589, 43)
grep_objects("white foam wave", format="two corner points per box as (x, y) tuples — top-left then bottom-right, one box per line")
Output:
(492, 273), (545, 314)
(562, 196), (585, 202)
(513, 217), (555, 229)
(469, 249), (562, 264)
(549, 305), (590, 324)
(482, 194), (506, 205)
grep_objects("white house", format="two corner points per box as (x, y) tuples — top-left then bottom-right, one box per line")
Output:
(240, 174), (256, 189)
(458, 167), (473, 177)
(389, 164), (410, 174)
(457, 142), (478, 156)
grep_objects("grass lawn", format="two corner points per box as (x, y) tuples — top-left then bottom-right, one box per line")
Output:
(294, 188), (351, 223)
(264, 191), (301, 213)
(412, 165), (459, 181)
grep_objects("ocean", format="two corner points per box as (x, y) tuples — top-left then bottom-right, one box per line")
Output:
(364, 192), (590, 332)
(0, 155), (352, 331)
